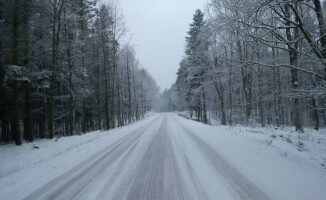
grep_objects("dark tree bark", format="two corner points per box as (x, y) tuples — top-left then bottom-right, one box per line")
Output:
(23, 0), (33, 142)
(228, 44), (234, 126)
(24, 83), (33, 141)
(49, 0), (65, 139)
(311, 98), (319, 131)
(64, 11), (75, 136)
(285, 3), (304, 132)
(79, 0), (86, 134)
(313, 0), (326, 78)
(212, 72), (226, 125)
(258, 66), (265, 127)
(127, 54), (132, 123)
(242, 66), (253, 121)
(311, 76), (319, 130)
(202, 88), (208, 124)
(12, 0), (21, 145)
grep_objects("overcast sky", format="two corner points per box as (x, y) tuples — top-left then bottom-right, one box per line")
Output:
(115, 0), (207, 91)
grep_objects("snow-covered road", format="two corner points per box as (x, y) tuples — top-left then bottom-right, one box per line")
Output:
(1, 113), (326, 200)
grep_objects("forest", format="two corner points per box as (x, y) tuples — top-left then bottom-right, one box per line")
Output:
(1, 1), (325, 199)
(1, 0), (326, 146)
(157, 0), (326, 132)
(0, 0), (159, 145)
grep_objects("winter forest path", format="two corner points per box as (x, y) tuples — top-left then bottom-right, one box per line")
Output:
(19, 113), (270, 200)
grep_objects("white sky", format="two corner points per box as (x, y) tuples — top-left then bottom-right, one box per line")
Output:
(116, 0), (207, 90)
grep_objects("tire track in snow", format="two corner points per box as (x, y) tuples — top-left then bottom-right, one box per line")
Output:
(173, 116), (271, 200)
(167, 116), (209, 200)
(183, 155), (209, 200)
(23, 116), (161, 200)
(94, 116), (164, 200)
(70, 131), (147, 200)
(114, 116), (192, 200)
(22, 113), (271, 200)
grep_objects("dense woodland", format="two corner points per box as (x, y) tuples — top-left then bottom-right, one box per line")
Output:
(1, 0), (326, 146)
(0, 0), (159, 145)
(158, 0), (326, 132)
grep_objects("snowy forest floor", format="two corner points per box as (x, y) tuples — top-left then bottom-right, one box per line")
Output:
(0, 113), (326, 199)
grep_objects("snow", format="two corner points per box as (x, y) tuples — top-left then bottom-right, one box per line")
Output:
(0, 113), (158, 200)
(0, 113), (325, 200)
(172, 115), (326, 200)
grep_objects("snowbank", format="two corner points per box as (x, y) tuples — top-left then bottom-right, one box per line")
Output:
(174, 114), (326, 200)
(0, 114), (158, 179)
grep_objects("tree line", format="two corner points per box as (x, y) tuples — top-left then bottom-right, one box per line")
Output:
(0, 0), (159, 145)
(163, 0), (326, 132)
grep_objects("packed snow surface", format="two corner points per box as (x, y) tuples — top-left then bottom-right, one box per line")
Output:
(0, 113), (325, 200)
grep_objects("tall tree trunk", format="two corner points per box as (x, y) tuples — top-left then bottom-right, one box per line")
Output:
(105, 68), (110, 130)
(42, 89), (48, 139)
(272, 49), (281, 126)
(271, 14), (281, 127)
(80, 0), (86, 134)
(49, 1), (57, 139)
(258, 66), (265, 127)
(82, 99), (86, 133)
(24, 83), (33, 141)
(237, 40), (252, 122)
(94, 42), (101, 130)
(12, 79), (20, 145)
(110, 41), (117, 128)
(117, 84), (122, 127)
(242, 66), (253, 121)
(212, 75), (226, 125)
(273, 66), (281, 127)
(12, 0), (21, 145)
(277, 67), (284, 125)
(127, 55), (132, 123)
(23, 0), (33, 142)
(285, 3), (304, 132)
(311, 97), (319, 130)
(110, 68), (115, 129)
(133, 71), (139, 120)
(313, 0), (326, 78)
(49, 0), (64, 138)
(65, 19), (75, 135)
(228, 44), (233, 126)
(50, 1), (58, 139)
(202, 87), (208, 124)
(219, 88), (226, 125)
(312, 75), (319, 130)
(255, 39), (265, 127)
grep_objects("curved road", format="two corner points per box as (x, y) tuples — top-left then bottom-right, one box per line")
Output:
(23, 113), (270, 200)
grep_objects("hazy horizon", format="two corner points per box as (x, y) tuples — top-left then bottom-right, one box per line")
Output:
(117, 0), (207, 91)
